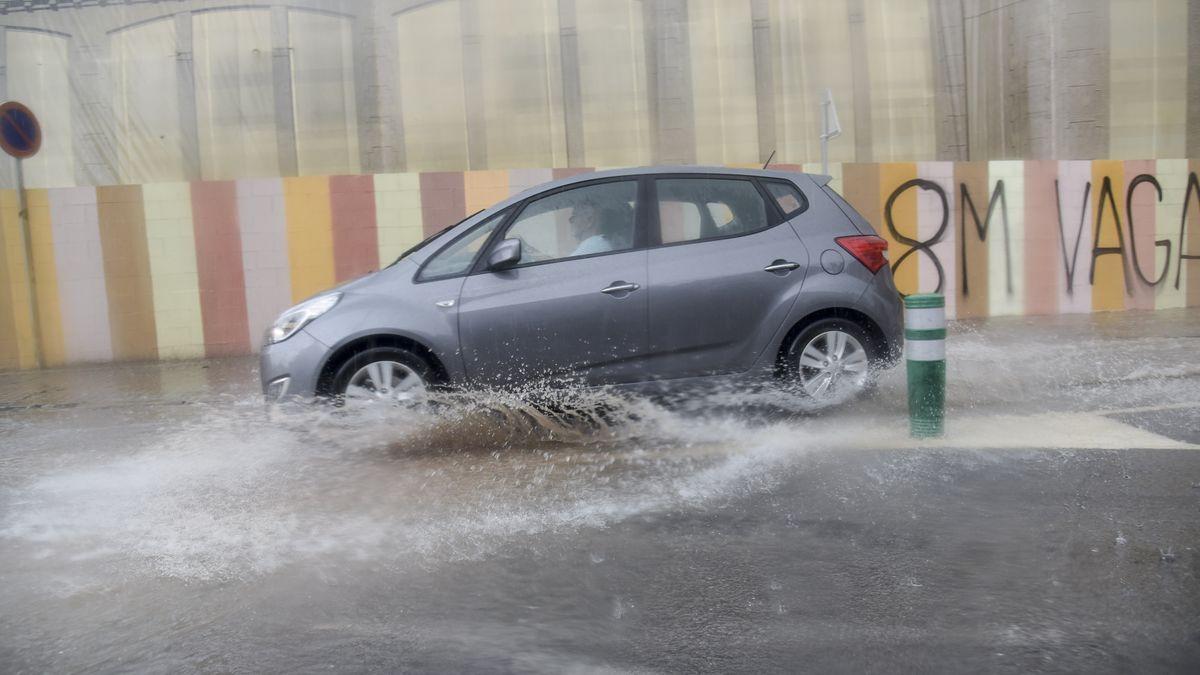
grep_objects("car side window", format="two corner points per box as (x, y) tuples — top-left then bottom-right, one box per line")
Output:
(763, 180), (808, 218)
(656, 178), (769, 244)
(417, 210), (507, 281)
(503, 180), (638, 265)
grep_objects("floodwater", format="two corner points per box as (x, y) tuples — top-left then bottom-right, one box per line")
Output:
(1, 310), (1198, 672)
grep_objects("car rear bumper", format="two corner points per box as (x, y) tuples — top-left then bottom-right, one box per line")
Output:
(858, 273), (904, 366)
(260, 329), (330, 401)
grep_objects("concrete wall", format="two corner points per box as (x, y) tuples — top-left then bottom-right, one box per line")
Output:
(0, 0), (1197, 189)
(1, 160), (1198, 370)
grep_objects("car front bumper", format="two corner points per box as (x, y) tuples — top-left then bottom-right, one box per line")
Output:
(260, 328), (331, 401)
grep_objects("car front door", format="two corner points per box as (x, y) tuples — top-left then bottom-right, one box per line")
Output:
(644, 175), (811, 378)
(457, 179), (650, 387)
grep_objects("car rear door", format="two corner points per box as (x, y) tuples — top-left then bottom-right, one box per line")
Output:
(457, 178), (650, 387)
(644, 175), (811, 378)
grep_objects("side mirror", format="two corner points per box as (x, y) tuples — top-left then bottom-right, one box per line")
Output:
(487, 238), (522, 271)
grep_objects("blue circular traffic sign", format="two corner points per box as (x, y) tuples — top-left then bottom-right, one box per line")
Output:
(0, 101), (41, 159)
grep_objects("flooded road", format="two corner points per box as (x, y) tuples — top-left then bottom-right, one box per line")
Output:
(1, 310), (1199, 672)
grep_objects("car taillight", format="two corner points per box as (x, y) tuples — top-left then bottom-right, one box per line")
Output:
(835, 235), (889, 274)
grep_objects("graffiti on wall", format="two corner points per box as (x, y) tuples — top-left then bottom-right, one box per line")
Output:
(873, 167), (1200, 307)
(813, 159), (1200, 317)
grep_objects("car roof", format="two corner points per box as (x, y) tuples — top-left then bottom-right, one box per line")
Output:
(508, 165), (831, 204)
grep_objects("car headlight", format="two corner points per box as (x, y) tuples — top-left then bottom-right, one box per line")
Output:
(266, 293), (341, 344)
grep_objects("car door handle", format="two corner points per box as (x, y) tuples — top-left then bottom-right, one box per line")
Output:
(763, 260), (801, 273)
(601, 282), (640, 295)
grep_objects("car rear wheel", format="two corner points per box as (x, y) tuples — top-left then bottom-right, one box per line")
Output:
(331, 347), (432, 406)
(783, 318), (877, 406)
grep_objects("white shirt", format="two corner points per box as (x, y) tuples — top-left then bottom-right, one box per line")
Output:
(571, 234), (613, 257)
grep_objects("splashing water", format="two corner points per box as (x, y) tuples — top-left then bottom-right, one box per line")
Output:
(0, 385), (827, 584)
(0, 309), (1197, 587)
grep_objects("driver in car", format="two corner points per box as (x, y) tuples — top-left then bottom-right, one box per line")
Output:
(568, 200), (614, 256)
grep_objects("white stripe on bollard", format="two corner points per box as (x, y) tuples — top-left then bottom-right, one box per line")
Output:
(905, 306), (946, 330)
(906, 339), (946, 361)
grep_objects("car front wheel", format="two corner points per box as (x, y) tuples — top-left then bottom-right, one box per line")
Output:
(783, 318), (877, 406)
(331, 347), (431, 406)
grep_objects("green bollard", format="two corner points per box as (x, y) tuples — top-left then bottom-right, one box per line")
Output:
(904, 293), (946, 438)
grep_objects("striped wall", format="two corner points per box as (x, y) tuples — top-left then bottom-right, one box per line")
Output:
(0, 161), (1198, 370)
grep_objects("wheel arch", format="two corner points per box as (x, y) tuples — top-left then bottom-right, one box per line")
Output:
(315, 332), (450, 396)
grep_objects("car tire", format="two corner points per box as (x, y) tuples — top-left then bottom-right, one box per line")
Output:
(782, 317), (879, 406)
(330, 346), (434, 407)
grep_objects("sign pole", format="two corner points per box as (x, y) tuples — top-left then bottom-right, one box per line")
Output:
(1, 101), (45, 369)
(15, 156), (43, 368)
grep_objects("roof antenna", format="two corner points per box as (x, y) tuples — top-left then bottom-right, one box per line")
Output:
(762, 149), (776, 170)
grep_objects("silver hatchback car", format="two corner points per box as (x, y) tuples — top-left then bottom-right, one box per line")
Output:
(260, 167), (903, 406)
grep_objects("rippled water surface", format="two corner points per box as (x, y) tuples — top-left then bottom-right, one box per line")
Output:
(1, 310), (1198, 672)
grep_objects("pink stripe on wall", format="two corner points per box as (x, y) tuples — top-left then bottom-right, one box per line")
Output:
(507, 168), (554, 197)
(1056, 161), (1093, 314)
(48, 187), (113, 363)
(552, 168), (594, 182)
(237, 179), (292, 349)
(191, 181), (251, 356)
(419, 172), (466, 236)
(1024, 160), (1060, 316)
(330, 175), (380, 281)
(1124, 160), (1157, 310)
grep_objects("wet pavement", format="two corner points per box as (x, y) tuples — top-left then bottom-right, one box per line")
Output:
(1, 309), (1198, 672)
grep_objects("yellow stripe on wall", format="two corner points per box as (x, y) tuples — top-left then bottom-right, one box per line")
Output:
(143, 183), (205, 359)
(284, 176), (336, 303)
(26, 189), (65, 367)
(374, 173), (424, 265)
(1091, 160), (1126, 311)
(0, 190), (30, 369)
(464, 170), (509, 215)
(878, 162), (918, 296)
(1155, 159), (1187, 309)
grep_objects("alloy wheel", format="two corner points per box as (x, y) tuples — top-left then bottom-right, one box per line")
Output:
(795, 330), (870, 401)
(343, 360), (427, 404)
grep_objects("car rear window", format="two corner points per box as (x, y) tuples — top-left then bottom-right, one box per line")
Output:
(762, 180), (808, 218)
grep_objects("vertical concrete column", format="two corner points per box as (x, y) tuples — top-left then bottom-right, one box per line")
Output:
(1050, 0), (1109, 159)
(557, 0), (586, 167)
(71, 18), (117, 186)
(750, 0), (775, 164)
(1188, 0), (1200, 157)
(929, 0), (968, 160)
(846, 0), (873, 162)
(176, 12), (201, 180)
(641, 0), (661, 164)
(1016, 0), (1053, 159)
(355, 0), (403, 173)
(650, 0), (696, 165)
(271, 6), (298, 177)
(460, 0), (488, 170)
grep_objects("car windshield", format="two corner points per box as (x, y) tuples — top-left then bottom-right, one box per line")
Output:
(387, 210), (483, 267)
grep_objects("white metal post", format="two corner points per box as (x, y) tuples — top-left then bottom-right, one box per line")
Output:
(819, 88), (841, 176)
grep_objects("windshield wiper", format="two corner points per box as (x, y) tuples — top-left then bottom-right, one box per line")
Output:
(387, 210), (483, 268)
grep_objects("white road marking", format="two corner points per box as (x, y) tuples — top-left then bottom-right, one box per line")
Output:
(851, 411), (1197, 451)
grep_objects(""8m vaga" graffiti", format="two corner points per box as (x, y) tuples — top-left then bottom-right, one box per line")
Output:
(836, 161), (1200, 319)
